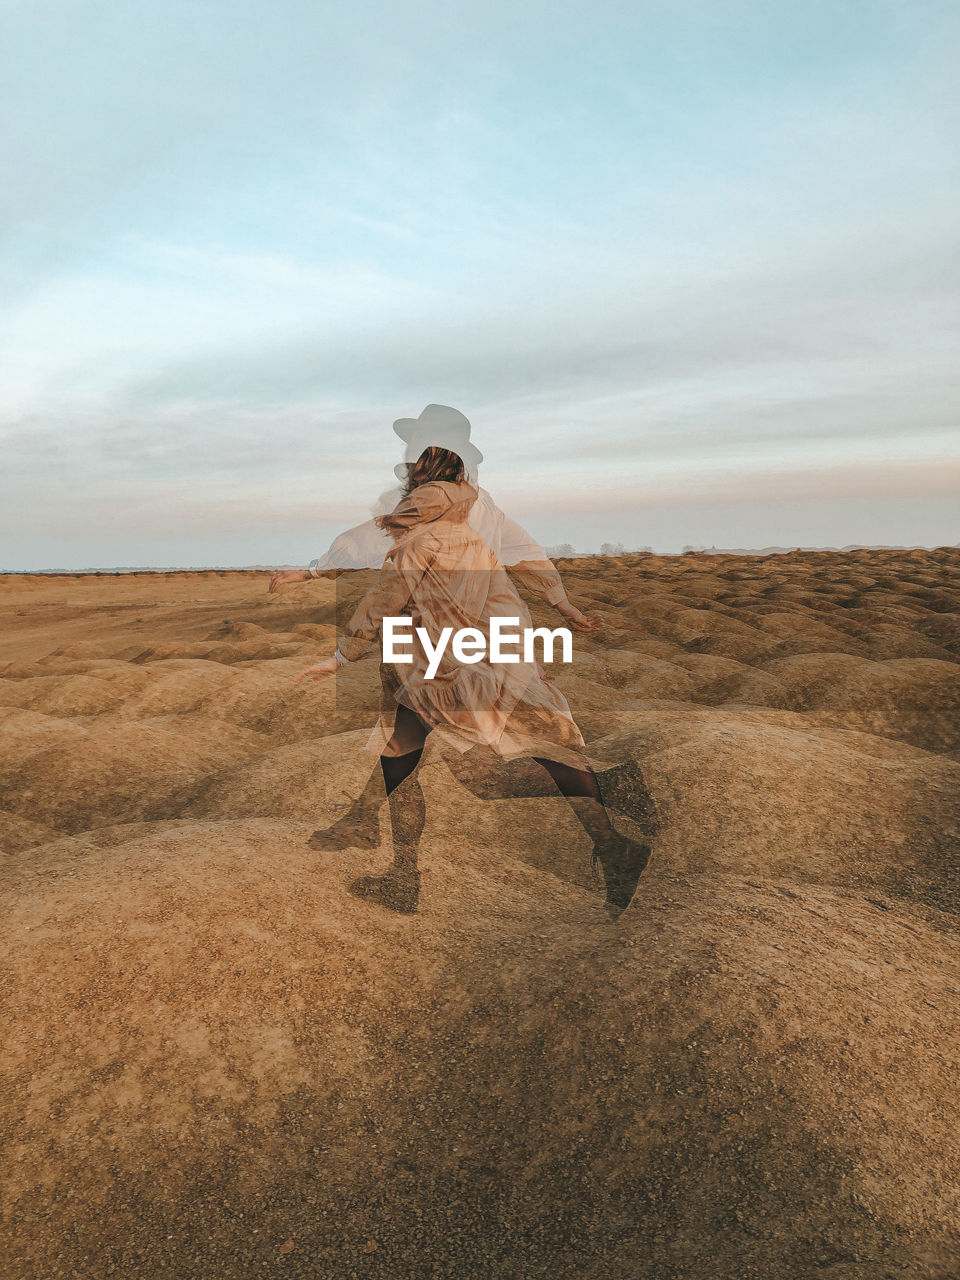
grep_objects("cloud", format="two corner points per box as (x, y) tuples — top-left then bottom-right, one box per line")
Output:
(2, 0), (959, 565)
(502, 455), (960, 515)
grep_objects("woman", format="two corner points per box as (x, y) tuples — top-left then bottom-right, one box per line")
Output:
(296, 446), (650, 916)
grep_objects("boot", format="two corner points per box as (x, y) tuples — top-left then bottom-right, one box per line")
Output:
(348, 770), (424, 913)
(591, 831), (651, 914)
(596, 760), (661, 842)
(308, 803), (381, 850)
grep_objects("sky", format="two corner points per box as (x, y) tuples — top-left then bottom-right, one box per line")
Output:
(1, 0), (958, 568)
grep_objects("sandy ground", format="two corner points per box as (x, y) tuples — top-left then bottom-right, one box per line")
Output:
(1, 548), (959, 1279)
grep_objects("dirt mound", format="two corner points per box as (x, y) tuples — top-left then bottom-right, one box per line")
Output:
(0, 707), (265, 832)
(183, 729), (376, 822)
(670, 652), (791, 706)
(763, 655), (960, 753)
(2, 822), (959, 1279)
(587, 707), (960, 912)
(1, 550), (958, 1278)
(0, 809), (59, 854)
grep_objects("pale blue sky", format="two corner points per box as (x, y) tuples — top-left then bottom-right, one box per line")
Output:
(2, 0), (958, 567)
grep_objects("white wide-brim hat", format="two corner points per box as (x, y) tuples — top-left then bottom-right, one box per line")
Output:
(392, 403), (483, 481)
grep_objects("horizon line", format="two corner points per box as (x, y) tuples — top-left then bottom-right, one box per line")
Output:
(3, 541), (959, 575)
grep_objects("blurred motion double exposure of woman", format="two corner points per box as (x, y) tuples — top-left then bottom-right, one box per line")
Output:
(293, 441), (651, 917)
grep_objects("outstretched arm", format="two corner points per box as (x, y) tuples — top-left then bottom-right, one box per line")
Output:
(295, 541), (432, 682)
(496, 510), (602, 632)
(269, 519), (392, 593)
(507, 561), (603, 632)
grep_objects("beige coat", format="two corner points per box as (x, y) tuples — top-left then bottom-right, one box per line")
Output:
(337, 480), (588, 767)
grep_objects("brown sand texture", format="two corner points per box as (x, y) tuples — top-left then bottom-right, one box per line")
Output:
(2, 548), (960, 1279)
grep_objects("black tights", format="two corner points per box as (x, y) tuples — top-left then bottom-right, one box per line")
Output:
(378, 705), (604, 805)
(381, 747), (600, 799)
(324, 703), (624, 880)
(532, 755), (604, 803)
(375, 701), (618, 870)
(380, 746), (425, 795)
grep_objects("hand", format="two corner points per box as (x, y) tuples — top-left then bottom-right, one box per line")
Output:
(556, 600), (604, 632)
(295, 657), (340, 683)
(269, 569), (311, 593)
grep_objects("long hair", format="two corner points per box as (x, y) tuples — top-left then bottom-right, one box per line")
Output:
(374, 445), (467, 534)
(400, 445), (465, 498)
